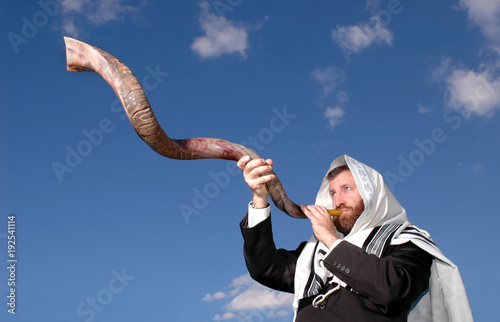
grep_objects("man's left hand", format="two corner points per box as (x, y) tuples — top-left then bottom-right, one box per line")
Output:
(301, 204), (339, 248)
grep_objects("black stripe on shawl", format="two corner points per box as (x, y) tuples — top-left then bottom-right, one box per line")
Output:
(303, 241), (321, 298)
(363, 226), (381, 252)
(363, 224), (403, 257)
(400, 227), (436, 246)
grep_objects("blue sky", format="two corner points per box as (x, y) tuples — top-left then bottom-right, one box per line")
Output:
(1, 0), (499, 321)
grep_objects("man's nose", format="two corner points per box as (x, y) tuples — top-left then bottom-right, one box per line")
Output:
(333, 195), (345, 208)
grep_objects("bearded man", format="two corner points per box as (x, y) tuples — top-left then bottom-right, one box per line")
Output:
(237, 154), (472, 321)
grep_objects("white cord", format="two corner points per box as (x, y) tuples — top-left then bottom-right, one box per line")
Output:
(312, 284), (341, 309)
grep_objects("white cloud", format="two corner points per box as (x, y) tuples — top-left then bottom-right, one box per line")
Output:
(61, 0), (86, 13)
(459, 0), (500, 45)
(204, 274), (293, 321)
(213, 312), (237, 321)
(365, 0), (383, 11)
(310, 67), (345, 99)
(191, 1), (250, 59)
(61, 18), (78, 37)
(88, 0), (138, 25)
(430, 55), (500, 117)
(456, 162), (485, 171)
(268, 309), (290, 318)
(430, 1), (500, 118)
(473, 162), (484, 171)
(417, 103), (431, 114)
(445, 68), (500, 117)
(60, 0), (140, 37)
(229, 273), (253, 287)
(336, 91), (350, 104)
(311, 67), (348, 129)
(324, 107), (345, 129)
(225, 283), (293, 312)
(203, 291), (227, 302)
(428, 57), (454, 83)
(331, 16), (393, 61)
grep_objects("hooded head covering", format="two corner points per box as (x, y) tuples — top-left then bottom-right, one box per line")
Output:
(293, 155), (473, 321)
(315, 154), (408, 237)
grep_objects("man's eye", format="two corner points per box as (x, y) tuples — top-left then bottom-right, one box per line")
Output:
(330, 192), (336, 197)
(345, 187), (351, 191)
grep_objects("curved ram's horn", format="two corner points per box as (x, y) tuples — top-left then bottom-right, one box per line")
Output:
(63, 37), (306, 219)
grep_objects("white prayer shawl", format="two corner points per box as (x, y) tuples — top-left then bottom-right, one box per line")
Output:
(293, 155), (473, 321)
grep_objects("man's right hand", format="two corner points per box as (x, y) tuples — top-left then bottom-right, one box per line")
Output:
(237, 155), (275, 208)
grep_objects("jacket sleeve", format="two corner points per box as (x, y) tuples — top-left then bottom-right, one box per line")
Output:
(240, 213), (306, 293)
(323, 240), (433, 314)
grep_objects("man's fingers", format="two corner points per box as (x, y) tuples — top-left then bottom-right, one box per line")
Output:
(301, 205), (312, 219)
(238, 156), (276, 187)
(237, 155), (251, 170)
(249, 174), (275, 187)
(250, 163), (273, 177)
(301, 205), (329, 219)
(238, 157), (264, 171)
(243, 159), (272, 178)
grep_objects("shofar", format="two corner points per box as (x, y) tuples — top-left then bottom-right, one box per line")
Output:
(63, 37), (306, 219)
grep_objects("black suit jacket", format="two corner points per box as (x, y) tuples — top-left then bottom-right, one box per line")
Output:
(240, 214), (433, 321)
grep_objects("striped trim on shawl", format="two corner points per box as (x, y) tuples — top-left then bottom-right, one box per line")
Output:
(363, 224), (403, 257)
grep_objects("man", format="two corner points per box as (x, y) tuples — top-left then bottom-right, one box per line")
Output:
(237, 154), (472, 321)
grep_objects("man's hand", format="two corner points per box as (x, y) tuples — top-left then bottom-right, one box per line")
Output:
(237, 155), (275, 208)
(301, 205), (339, 248)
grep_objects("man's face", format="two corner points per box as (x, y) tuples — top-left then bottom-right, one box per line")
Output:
(329, 170), (365, 236)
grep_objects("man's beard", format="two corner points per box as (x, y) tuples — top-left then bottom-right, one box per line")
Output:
(333, 200), (365, 236)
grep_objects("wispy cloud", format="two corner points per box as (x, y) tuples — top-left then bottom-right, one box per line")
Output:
(324, 106), (345, 129)
(311, 67), (348, 129)
(458, 0), (500, 47)
(365, 0), (383, 11)
(204, 274), (293, 321)
(428, 57), (454, 83)
(191, 1), (250, 60)
(336, 90), (349, 104)
(456, 161), (485, 171)
(310, 67), (345, 99)
(60, 0), (141, 37)
(213, 312), (237, 321)
(473, 162), (484, 171)
(331, 16), (393, 61)
(417, 102), (431, 114)
(203, 291), (227, 302)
